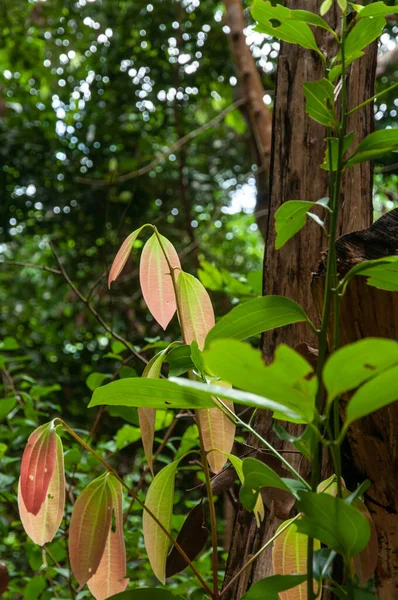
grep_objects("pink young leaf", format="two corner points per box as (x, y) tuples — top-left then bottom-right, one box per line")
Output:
(176, 271), (215, 350)
(138, 348), (169, 475)
(20, 422), (57, 515)
(69, 474), (112, 586)
(108, 225), (148, 288)
(18, 433), (65, 546)
(197, 391), (236, 474)
(140, 233), (181, 329)
(87, 477), (129, 600)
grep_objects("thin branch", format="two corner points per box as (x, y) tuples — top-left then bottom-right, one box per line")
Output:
(1, 260), (61, 275)
(76, 98), (247, 186)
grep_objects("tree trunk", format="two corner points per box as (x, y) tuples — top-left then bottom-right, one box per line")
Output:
(222, 2), (377, 597)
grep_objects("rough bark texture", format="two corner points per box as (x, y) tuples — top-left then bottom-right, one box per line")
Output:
(312, 210), (398, 599)
(223, 0), (272, 237)
(222, 2), (377, 597)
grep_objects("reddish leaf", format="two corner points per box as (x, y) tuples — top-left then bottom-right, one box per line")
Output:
(18, 433), (65, 546)
(197, 394), (236, 473)
(176, 271), (215, 350)
(140, 233), (181, 329)
(353, 499), (378, 585)
(108, 226), (147, 288)
(0, 562), (9, 595)
(20, 422), (57, 515)
(88, 477), (129, 600)
(69, 474), (112, 585)
(166, 503), (209, 577)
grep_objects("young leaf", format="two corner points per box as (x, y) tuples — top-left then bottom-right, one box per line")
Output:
(87, 477), (129, 600)
(337, 0), (347, 11)
(108, 225), (149, 288)
(20, 422), (57, 516)
(19, 434), (65, 546)
(303, 79), (337, 127)
(272, 518), (320, 600)
(320, 0), (332, 16)
(140, 233), (181, 329)
(176, 271), (215, 350)
(143, 460), (180, 583)
(89, 377), (216, 410)
(69, 474), (112, 585)
(346, 129), (398, 168)
(226, 453), (265, 527)
(197, 383), (235, 473)
(203, 341), (316, 424)
(165, 503), (209, 578)
(296, 492), (370, 559)
(341, 255), (398, 292)
(323, 338), (398, 403)
(251, 1), (321, 54)
(205, 296), (310, 346)
(241, 575), (308, 600)
(139, 348), (170, 475)
(275, 199), (329, 249)
(345, 365), (398, 426)
(356, 2), (398, 19)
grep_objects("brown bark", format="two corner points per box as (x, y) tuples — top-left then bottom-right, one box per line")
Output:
(223, 0), (272, 236)
(222, 1), (377, 597)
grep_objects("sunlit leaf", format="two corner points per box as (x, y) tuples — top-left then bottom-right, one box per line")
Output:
(87, 477), (129, 600)
(241, 574), (308, 600)
(166, 503), (209, 577)
(303, 79), (337, 127)
(203, 341), (316, 424)
(69, 473), (112, 585)
(108, 225), (149, 288)
(176, 271), (215, 350)
(345, 365), (398, 426)
(296, 492), (370, 558)
(323, 338), (398, 403)
(143, 460), (180, 584)
(20, 422), (57, 515)
(18, 434), (65, 546)
(337, 0), (347, 11)
(289, 10), (333, 33)
(89, 377), (216, 410)
(205, 296), (310, 345)
(272, 518), (320, 600)
(140, 233), (181, 329)
(320, 0), (332, 16)
(275, 199), (329, 249)
(356, 2), (398, 19)
(346, 129), (398, 168)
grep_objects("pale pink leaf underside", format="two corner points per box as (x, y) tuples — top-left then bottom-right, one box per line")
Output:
(140, 233), (181, 329)
(176, 271), (215, 350)
(20, 422), (57, 515)
(197, 392), (236, 474)
(69, 476), (112, 585)
(108, 227), (145, 288)
(87, 477), (129, 600)
(18, 434), (65, 546)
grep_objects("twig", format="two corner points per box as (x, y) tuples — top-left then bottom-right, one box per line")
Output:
(76, 98), (247, 186)
(0, 260), (61, 275)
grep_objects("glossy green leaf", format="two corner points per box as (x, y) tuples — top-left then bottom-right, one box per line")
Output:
(320, 0), (332, 16)
(170, 376), (309, 423)
(108, 225), (150, 288)
(143, 460), (180, 584)
(205, 296), (310, 345)
(251, 1), (320, 53)
(303, 79), (337, 126)
(346, 129), (398, 168)
(324, 338), (398, 403)
(69, 474), (112, 585)
(241, 574), (308, 600)
(89, 378), (216, 410)
(176, 271), (215, 350)
(190, 341), (205, 374)
(86, 373), (111, 392)
(203, 341), (316, 423)
(356, 2), (398, 20)
(296, 492), (370, 558)
(275, 199), (329, 249)
(345, 365), (398, 426)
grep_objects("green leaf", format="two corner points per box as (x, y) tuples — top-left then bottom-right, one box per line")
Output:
(143, 460), (181, 583)
(241, 574), (308, 600)
(337, 0), (347, 12)
(323, 338), (398, 403)
(251, 1), (321, 53)
(170, 376), (309, 423)
(0, 336), (19, 350)
(205, 296), (310, 345)
(289, 10), (333, 33)
(190, 340), (205, 374)
(275, 199), (329, 249)
(296, 492), (370, 559)
(344, 16), (385, 64)
(273, 423), (316, 460)
(110, 590), (184, 600)
(115, 424), (141, 449)
(321, 133), (355, 171)
(320, 0), (333, 16)
(356, 2), (398, 20)
(30, 384), (61, 400)
(303, 78), (337, 126)
(166, 345), (194, 377)
(89, 378), (216, 410)
(23, 575), (46, 600)
(203, 340), (317, 423)
(346, 365), (398, 426)
(86, 372), (111, 392)
(240, 458), (304, 510)
(346, 129), (398, 168)
(107, 406), (139, 425)
(341, 255), (398, 292)
(0, 397), (17, 420)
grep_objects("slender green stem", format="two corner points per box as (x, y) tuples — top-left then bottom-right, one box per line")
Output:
(346, 81), (398, 116)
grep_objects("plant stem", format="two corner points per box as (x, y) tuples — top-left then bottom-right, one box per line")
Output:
(57, 418), (213, 597)
(346, 81), (398, 116)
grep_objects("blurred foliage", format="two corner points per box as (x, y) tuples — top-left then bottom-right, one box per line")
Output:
(0, 0), (397, 597)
